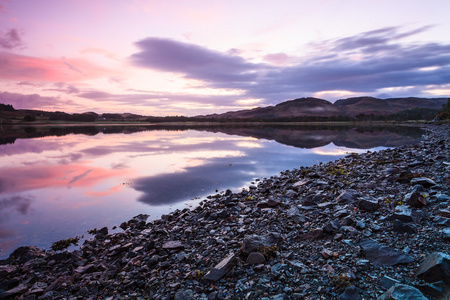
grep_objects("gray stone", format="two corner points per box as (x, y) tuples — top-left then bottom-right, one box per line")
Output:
(415, 281), (450, 300)
(323, 220), (342, 234)
(358, 197), (378, 211)
(379, 276), (401, 290)
(410, 177), (436, 188)
(443, 227), (450, 241)
(378, 284), (427, 300)
(241, 232), (282, 256)
(246, 252), (266, 264)
(404, 192), (427, 208)
(416, 252), (450, 285)
(392, 220), (417, 234)
(337, 190), (358, 204)
(360, 238), (414, 266)
(339, 286), (362, 300)
(389, 205), (414, 223)
(174, 289), (193, 300)
(162, 241), (184, 250)
(203, 252), (238, 283)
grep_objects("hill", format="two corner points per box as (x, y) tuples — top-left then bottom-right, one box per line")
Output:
(199, 96), (446, 120)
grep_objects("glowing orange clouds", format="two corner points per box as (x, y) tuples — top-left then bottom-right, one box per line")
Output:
(0, 51), (111, 82)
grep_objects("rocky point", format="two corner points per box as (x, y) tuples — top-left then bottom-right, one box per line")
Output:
(1, 124), (449, 300)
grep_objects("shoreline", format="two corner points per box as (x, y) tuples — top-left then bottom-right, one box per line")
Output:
(1, 124), (449, 299)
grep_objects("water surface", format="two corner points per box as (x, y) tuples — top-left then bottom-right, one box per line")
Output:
(0, 124), (422, 259)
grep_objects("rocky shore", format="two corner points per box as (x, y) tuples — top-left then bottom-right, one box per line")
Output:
(1, 124), (449, 300)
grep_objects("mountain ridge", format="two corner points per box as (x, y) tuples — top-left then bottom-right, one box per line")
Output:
(198, 96), (447, 119)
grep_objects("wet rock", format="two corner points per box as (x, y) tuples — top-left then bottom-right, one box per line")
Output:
(416, 252), (450, 285)
(360, 239), (414, 266)
(378, 284), (427, 300)
(203, 252), (238, 283)
(241, 232), (282, 256)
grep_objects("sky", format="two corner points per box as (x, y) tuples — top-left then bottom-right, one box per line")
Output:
(0, 0), (449, 116)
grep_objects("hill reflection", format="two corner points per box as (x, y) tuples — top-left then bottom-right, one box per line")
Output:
(0, 124), (423, 149)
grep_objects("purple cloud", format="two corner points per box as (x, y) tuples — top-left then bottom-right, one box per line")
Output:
(130, 26), (450, 104)
(0, 91), (74, 109)
(131, 37), (263, 83)
(0, 28), (23, 50)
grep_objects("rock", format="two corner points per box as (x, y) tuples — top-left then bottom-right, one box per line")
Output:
(404, 192), (427, 208)
(337, 190), (358, 204)
(357, 197), (378, 211)
(8, 246), (44, 263)
(379, 276), (402, 290)
(416, 252), (450, 285)
(339, 285), (362, 300)
(246, 252), (266, 264)
(392, 220), (417, 234)
(443, 227), (450, 241)
(323, 220), (342, 234)
(360, 238), (414, 266)
(241, 232), (282, 256)
(162, 241), (184, 250)
(378, 284), (427, 300)
(203, 252), (238, 283)
(174, 289), (193, 300)
(389, 205), (414, 223)
(415, 281), (450, 300)
(3, 284), (28, 298)
(438, 209), (450, 218)
(411, 177), (437, 188)
(321, 249), (333, 259)
(298, 228), (324, 241)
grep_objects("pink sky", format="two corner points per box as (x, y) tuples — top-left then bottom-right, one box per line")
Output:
(0, 0), (449, 116)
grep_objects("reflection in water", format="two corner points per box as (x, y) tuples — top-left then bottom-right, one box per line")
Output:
(0, 125), (422, 259)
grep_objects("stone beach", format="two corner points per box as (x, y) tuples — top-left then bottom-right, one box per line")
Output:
(1, 124), (449, 300)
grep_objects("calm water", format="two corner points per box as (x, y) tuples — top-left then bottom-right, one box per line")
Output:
(0, 124), (422, 259)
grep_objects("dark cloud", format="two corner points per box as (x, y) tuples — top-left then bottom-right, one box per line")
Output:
(0, 28), (23, 50)
(130, 26), (450, 104)
(131, 37), (263, 83)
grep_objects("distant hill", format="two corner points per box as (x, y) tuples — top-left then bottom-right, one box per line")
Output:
(334, 96), (446, 116)
(199, 97), (447, 120)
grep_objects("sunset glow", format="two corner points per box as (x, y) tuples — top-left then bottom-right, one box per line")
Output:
(0, 0), (449, 116)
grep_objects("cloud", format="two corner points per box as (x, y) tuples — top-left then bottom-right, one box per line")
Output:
(0, 28), (23, 50)
(0, 91), (74, 109)
(0, 51), (111, 82)
(130, 26), (450, 104)
(131, 37), (263, 84)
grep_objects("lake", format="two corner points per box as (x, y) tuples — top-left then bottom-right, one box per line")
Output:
(0, 124), (423, 259)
